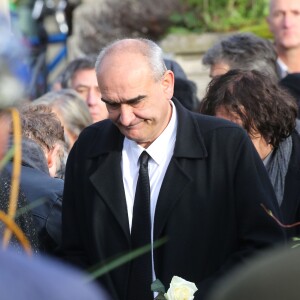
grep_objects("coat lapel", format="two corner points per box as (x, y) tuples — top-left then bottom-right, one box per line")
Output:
(89, 152), (130, 242)
(154, 98), (208, 239)
(87, 123), (130, 242)
(154, 158), (192, 239)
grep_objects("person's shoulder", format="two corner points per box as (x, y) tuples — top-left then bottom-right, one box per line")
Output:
(21, 165), (64, 189)
(72, 119), (123, 157)
(176, 103), (249, 149)
(291, 130), (300, 155)
(78, 119), (118, 141)
(18, 166), (63, 208)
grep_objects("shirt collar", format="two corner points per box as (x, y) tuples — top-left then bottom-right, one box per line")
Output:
(277, 58), (289, 78)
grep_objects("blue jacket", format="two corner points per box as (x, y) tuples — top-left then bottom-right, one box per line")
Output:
(6, 138), (63, 254)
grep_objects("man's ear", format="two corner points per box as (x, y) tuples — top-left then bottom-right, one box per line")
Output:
(161, 70), (175, 100)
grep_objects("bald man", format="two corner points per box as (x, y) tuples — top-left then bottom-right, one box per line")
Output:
(267, 0), (300, 78)
(60, 38), (285, 300)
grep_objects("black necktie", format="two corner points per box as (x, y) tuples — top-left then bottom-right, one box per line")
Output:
(127, 151), (152, 300)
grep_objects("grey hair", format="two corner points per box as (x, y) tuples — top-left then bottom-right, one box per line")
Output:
(202, 32), (279, 82)
(53, 140), (68, 180)
(34, 89), (93, 147)
(59, 55), (98, 89)
(95, 38), (167, 82)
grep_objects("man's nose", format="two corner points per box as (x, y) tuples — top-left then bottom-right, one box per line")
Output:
(119, 105), (135, 126)
(86, 88), (100, 106)
(283, 13), (294, 28)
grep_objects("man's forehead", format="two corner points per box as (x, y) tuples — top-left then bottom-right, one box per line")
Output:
(72, 69), (98, 85)
(98, 50), (147, 73)
(269, 0), (300, 12)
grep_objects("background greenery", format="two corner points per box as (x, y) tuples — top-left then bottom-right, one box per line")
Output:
(169, 0), (272, 38)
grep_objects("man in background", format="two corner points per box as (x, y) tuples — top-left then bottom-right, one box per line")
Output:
(202, 32), (279, 82)
(58, 56), (109, 123)
(267, 0), (300, 78)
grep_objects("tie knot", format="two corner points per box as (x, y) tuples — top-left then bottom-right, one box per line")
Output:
(139, 151), (150, 167)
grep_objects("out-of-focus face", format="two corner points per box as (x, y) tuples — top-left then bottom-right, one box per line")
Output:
(214, 106), (271, 159)
(71, 69), (108, 123)
(267, 0), (300, 51)
(215, 106), (244, 127)
(97, 50), (174, 149)
(209, 61), (230, 78)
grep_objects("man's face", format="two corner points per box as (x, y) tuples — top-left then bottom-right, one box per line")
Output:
(209, 61), (230, 78)
(267, 0), (300, 51)
(97, 52), (174, 149)
(71, 68), (108, 123)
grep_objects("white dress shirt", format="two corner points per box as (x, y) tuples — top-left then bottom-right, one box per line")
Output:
(277, 58), (289, 79)
(121, 100), (178, 280)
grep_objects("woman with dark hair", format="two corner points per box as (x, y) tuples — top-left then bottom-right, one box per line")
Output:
(200, 69), (300, 238)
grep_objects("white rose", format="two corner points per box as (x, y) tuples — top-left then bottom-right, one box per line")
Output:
(164, 276), (198, 300)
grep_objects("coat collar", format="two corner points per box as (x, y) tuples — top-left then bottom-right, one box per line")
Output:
(87, 121), (124, 158)
(89, 150), (131, 242)
(172, 98), (207, 159)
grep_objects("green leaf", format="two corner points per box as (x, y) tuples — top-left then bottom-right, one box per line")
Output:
(0, 146), (14, 172)
(86, 237), (168, 282)
(151, 279), (166, 293)
(15, 197), (48, 217)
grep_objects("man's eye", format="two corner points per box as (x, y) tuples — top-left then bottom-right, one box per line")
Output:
(131, 101), (142, 107)
(273, 11), (283, 18)
(106, 103), (120, 109)
(76, 88), (88, 95)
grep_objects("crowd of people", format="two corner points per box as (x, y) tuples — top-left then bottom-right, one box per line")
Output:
(1, 0), (300, 299)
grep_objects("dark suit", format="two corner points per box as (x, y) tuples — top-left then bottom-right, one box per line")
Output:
(61, 99), (285, 300)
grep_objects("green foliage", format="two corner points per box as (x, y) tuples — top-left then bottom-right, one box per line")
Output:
(86, 237), (168, 282)
(169, 0), (270, 35)
(291, 237), (300, 249)
(240, 20), (273, 39)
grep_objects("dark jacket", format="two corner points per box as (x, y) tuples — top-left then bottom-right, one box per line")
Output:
(60, 99), (285, 300)
(281, 131), (300, 238)
(279, 73), (300, 118)
(0, 168), (40, 254)
(6, 138), (63, 254)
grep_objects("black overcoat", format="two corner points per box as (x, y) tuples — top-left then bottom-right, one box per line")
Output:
(61, 99), (285, 300)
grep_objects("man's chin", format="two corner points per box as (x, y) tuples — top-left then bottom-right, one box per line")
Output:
(279, 38), (300, 50)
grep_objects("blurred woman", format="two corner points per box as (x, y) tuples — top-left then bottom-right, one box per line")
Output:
(200, 69), (300, 238)
(34, 89), (93, 151)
